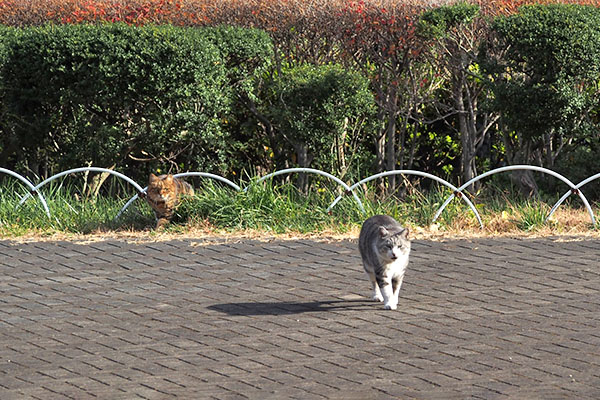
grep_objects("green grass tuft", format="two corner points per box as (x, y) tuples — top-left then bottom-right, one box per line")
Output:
(0, 177), (598, 237)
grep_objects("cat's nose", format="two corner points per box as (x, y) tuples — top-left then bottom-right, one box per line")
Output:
(390, 255), (397, 260)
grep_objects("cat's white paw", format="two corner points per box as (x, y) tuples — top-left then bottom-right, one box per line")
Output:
(373, 293), (384, 302)
(384, 303), (397, 310)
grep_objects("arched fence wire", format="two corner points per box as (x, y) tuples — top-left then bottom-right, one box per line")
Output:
(326, 170), (483, 228)
(18, 167), (146, 207)
(1, 165), (598, 228)
(245, 168), (365, 213)
(0, 167), (51, 217)
(431, 165), (596, 226)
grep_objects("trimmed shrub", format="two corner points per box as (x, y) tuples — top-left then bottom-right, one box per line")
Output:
(262, 63), (377, 185)
(202, 25), (273, 98)
(484, 4), (600, 141)
(0, 24), (273, 181)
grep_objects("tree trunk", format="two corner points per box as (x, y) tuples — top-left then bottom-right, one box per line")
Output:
(241, 95), (288, 171)
(384, 84), (399, 195)
(385, 114), (397, 194)
(502, 129), (539, 197)
(455, 73), (476, 191)
(295, 143), (312, 193)
(334, 117), (348, 179)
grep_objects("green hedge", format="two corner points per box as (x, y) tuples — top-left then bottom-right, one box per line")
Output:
(0, 24), (273, 181)
(262, 63), (376, 183)
(0, 23), (379, 187)
(485, 4), (600, 141)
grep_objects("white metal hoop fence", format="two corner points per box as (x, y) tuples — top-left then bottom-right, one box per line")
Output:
(1, 166), (599, 228)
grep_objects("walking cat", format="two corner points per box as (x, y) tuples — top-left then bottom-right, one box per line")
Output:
(146, 173), (194, 229)
(358, 215), (411, 310)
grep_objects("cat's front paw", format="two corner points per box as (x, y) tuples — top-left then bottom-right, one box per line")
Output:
(384, 302), (397, 310)
(155, 218), (170, 229)
(372, 293), (384, 302)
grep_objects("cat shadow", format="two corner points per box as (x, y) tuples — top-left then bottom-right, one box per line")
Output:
(208, 299), (374, 316)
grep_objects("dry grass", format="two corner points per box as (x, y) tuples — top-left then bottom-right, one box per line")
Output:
(4, 206), (598, 245)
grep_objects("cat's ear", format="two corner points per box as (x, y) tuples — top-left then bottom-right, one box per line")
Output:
(400, 228), (409, 240)
(378, 226), (389, 237)
(164, 175), (174, 183)
(149, 173), (159, 183)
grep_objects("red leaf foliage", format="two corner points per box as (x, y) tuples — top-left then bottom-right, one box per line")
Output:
(1, 0), (599, 63)
(2, 1), (600, 27)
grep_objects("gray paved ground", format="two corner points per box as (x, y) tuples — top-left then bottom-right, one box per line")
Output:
(0, 236), (599, 399)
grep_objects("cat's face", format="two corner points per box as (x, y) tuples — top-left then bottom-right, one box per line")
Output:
(147, 174), (175, 204)
(376, 227), (410, 263)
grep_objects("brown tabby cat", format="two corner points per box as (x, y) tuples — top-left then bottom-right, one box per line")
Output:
(146, 173), (194, 229)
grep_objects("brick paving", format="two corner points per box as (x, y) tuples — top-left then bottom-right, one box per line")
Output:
(0, 236), (599, 399)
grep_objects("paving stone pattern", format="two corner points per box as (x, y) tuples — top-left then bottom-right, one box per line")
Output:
(1, 236), (599, 399)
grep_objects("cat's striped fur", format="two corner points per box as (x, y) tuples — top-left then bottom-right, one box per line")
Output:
(146, 173), (194, 229)
(358, 215), (411, 310)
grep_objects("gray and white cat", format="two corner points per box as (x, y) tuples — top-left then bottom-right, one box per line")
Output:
(358, 215), (411, 310)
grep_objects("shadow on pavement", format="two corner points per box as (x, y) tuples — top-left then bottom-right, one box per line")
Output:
(208, 299), (374, 316)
